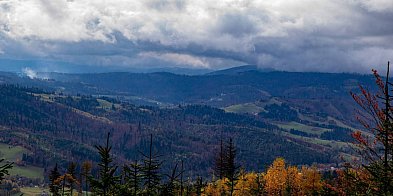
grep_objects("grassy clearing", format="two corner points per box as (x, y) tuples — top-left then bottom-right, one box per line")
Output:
(97, 98), (113, 109)
(298, 112), (357, 130)
(224, 98), (283, 114)
(224, 103), (264, 114)
(19, 187), (91, 196)
(256, 97), (282, 107)
(326, 117), (357, 130)
(35, 93), (67, 103)
(0, 143), (44, 179)
(71, 107), (112, 123)
(18, 187), (49, 196)
(298, 113), (325, 124)
(273, 121), (331, 135)
(0, 143), (26, 161)
(9, 166), (44, 179)
(102, 95), (169, 107)
(282, 131), (351, 149)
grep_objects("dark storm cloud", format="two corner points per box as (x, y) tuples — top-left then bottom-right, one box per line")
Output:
(216, 13), (258, 37)
(0, 0), (392, 73)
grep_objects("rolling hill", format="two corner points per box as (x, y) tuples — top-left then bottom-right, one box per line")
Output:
(0, 66), (379, 181)
(0, 67), (375, 127)
(0, 84), (357, 180)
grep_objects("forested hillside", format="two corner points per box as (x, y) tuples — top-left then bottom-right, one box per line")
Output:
(0, 69), (382, 195)
(0, 84), (353, 180)
(0, 69), (377, 126)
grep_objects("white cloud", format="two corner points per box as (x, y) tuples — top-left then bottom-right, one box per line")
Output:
(0, 0), (365, 43)
(357, 0), (393, 12)
(139, 52), (210, 68)
(0, 0), (392, 72)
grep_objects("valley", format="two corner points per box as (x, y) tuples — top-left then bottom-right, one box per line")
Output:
(0, 68), (375, 185)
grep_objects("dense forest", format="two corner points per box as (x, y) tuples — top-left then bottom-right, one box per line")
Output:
(0, 85), (339, 177)
(37, 66), (393, 195)
(0, 70), (376, 125)
(0, 67), (389, 195)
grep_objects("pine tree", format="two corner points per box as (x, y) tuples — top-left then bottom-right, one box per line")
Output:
(180, 160), (184, 196)
(0, 159), (12, 182)
(67, 162), (78, 196)
(194, 176), (204, 196)
(81, 161), (92, 196)
(140, 134), (162, 195)
(89, 132), (120, 195)
(213, 138), (240, 195)
(224, 138), (240, 196)
(213, 139), (225, 179)
(122, 160), (143, 196)
(162, 162), (182, 196)
(49, 163), (61, 196)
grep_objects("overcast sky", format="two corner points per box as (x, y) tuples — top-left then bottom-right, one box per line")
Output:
(0, 0), (392, 73)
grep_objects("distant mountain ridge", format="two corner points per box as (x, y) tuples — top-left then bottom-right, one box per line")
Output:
(205, 65), (275, 75)
(0, 65), (377, 126)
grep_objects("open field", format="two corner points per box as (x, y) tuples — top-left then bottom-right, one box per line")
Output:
(273, 121), (331, 135)
(224, 103), (264, 114)
(18, 187), (90, 196)
(9, 166), (44, 179)
(282, 131), (351, 150)
(97, 98), (114, 109)
(0, 143), (26, 161)
(17, 187), (49, 196)
(0, 143), (44, 179)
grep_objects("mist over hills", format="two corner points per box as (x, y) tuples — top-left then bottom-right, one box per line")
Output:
(0, 58), (213, 75)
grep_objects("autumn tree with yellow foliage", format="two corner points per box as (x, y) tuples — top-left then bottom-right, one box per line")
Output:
(264, 158), (287, 195)
(264, 158), (322, 196)
(204, 158), (323, 196)
(233, 170), (264, 196)
(300, 166), (322, 195)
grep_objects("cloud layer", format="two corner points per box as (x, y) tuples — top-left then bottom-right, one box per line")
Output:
(0, 0), (392, 73)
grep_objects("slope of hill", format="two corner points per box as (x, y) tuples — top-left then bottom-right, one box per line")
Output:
(9, 69), (371, 128)
(205, 65), (275, 75)
(0, 85), (356, 180)
(0, 67), (379, 181)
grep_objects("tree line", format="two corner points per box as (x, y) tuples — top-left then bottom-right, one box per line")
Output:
(1, 63), (393, 195)
(43, 62), (393, 195)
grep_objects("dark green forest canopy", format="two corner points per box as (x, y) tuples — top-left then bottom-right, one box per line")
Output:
(0, 84), (348, 178)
